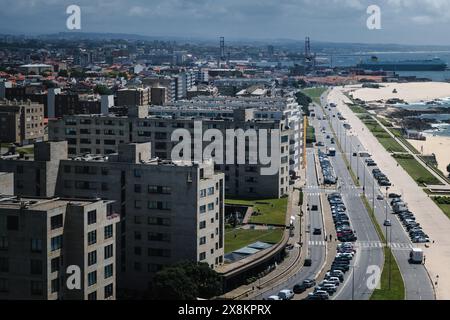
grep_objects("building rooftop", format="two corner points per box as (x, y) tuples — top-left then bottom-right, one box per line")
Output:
(0, 195), (109, 212)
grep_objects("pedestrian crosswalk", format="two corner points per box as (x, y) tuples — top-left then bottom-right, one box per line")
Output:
(308, 240), (413, 250)
(355, 241), (413, 250)
(309, 241), (327, 246)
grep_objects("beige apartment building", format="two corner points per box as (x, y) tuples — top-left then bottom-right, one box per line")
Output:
(0, 196), (120, 300)
(0, 141), (225, 296)
(48, 107), (291, 198)
(0, 99), (45, 145)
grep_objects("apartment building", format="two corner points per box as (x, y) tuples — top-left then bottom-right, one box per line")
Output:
(0, 172), (13, 195)
(150, 95), (303, 175)
(0, 99), (45, 145)
(0, 141), (225, 294)
(2, 85), (113, 118)
(117, 88), (151, 107)
(0, 196), (120, 300)
(48, 107), (291, 198)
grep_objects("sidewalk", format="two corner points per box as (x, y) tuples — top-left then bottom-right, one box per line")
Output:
(329, 87), (450, 299)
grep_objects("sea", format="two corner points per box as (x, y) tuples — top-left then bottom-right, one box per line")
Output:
(329, 51), (450, 137)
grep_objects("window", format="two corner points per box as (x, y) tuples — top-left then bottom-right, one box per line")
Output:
(88, 210), (97, 225)
(134, 200), (142, 209)
(104, 264), (113, 279)
(30, 260), (43, 275)
(51, 279), (59, 293)
(134, 231), (142, 240)
(134, 169), (142, 178)
(148, 248), (171, 258)
(88, 271), (97, 286)
(208, 203), (214, 211)
(50, 214), (63, 230)
(104, 284), (113, 299)
(200, 237), (206, 245)
(0, 279), (8, 293)
(148, 217), (171, 226)
(51, 257), (60, 273)
(134, 216), (142, 224)
(88, 251), (97, 266)
(88, 291), (97, 300)
(134, 247), (142, 256)
(207, 187), (215, 195)
(51, 235), (62, 251)
(30, 281), (43, 295)
(104, 244), (114, 259)
(0, 257), (9, 272)
(200, 205), (207, 214)
(104, 225), (113, 240)
(148, 233), (170, 242)
(199, 252), (206, 261)
(199, 221), (206, 229)
(134, 184), (142, 193)
(88, 231), (97, 246)
(64, 166), (71, 173)
(7, 216), (19, 231)
(0, 237), (8, 250)
(148, 201), (157, 209)
(134, 262), (141, 271)
(200, 189), (207, 198)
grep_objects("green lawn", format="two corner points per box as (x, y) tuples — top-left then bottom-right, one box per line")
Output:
(226, 198), (289, 226)
(361, 196), (405, 300)
(370, 247), (405, 300)
(225, 228), (284, 254)
(376, 137), (406, 153)
(433, 197), (450, 220)
(302, 87), (327, 105)
(393, 155), (442, 186)
(349, 105), (368, 114)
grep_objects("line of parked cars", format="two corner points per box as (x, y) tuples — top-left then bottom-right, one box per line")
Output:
(328, 192), (357, 242)
(372, 168), (392, 187)
(319, 150), (337, 185)
(304, 242), (356, 300)
(389, 194), (430, 243)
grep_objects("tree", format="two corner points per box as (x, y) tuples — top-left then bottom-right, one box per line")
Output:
(94, 85), (112, 95)
(58, 69), (69, 77)
(152, 261), (222, 300)
(152, 267), (198, 300)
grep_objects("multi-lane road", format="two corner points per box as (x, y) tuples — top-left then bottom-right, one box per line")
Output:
(323, 92), (435, 300)
(314, 96), (384, 300)
(253, 89), (434, 300)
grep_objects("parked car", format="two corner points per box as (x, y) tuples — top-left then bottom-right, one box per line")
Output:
(278, 289), (294, 300)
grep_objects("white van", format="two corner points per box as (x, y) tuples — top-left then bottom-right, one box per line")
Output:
(409, 248), (424, 264)
(278, 289), (295, 300)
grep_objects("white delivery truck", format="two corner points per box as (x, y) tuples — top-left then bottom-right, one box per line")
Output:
(409, 248), (424, 264)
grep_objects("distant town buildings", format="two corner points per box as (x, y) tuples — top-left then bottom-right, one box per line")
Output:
(0, 99), (45, 145)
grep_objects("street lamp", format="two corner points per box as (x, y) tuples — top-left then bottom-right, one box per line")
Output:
(385, 186), (390, 247)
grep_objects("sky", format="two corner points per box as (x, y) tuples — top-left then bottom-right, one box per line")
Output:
(2, 0), (450, 45)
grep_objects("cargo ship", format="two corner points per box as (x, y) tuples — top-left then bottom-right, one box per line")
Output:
(356, 56), (447, 71)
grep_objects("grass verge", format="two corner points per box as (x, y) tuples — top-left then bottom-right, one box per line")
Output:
(225, 228), (284, 254)
(225, 198), (288, 226)
(361, 196), (405, 300)
(432, 197), (450, 220)
(302, 87), (327, 105)
(393, 154), (442, 186)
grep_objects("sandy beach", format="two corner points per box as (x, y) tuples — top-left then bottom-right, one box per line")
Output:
(407, 134), (450, 176)
(348, 82), (450, 104)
